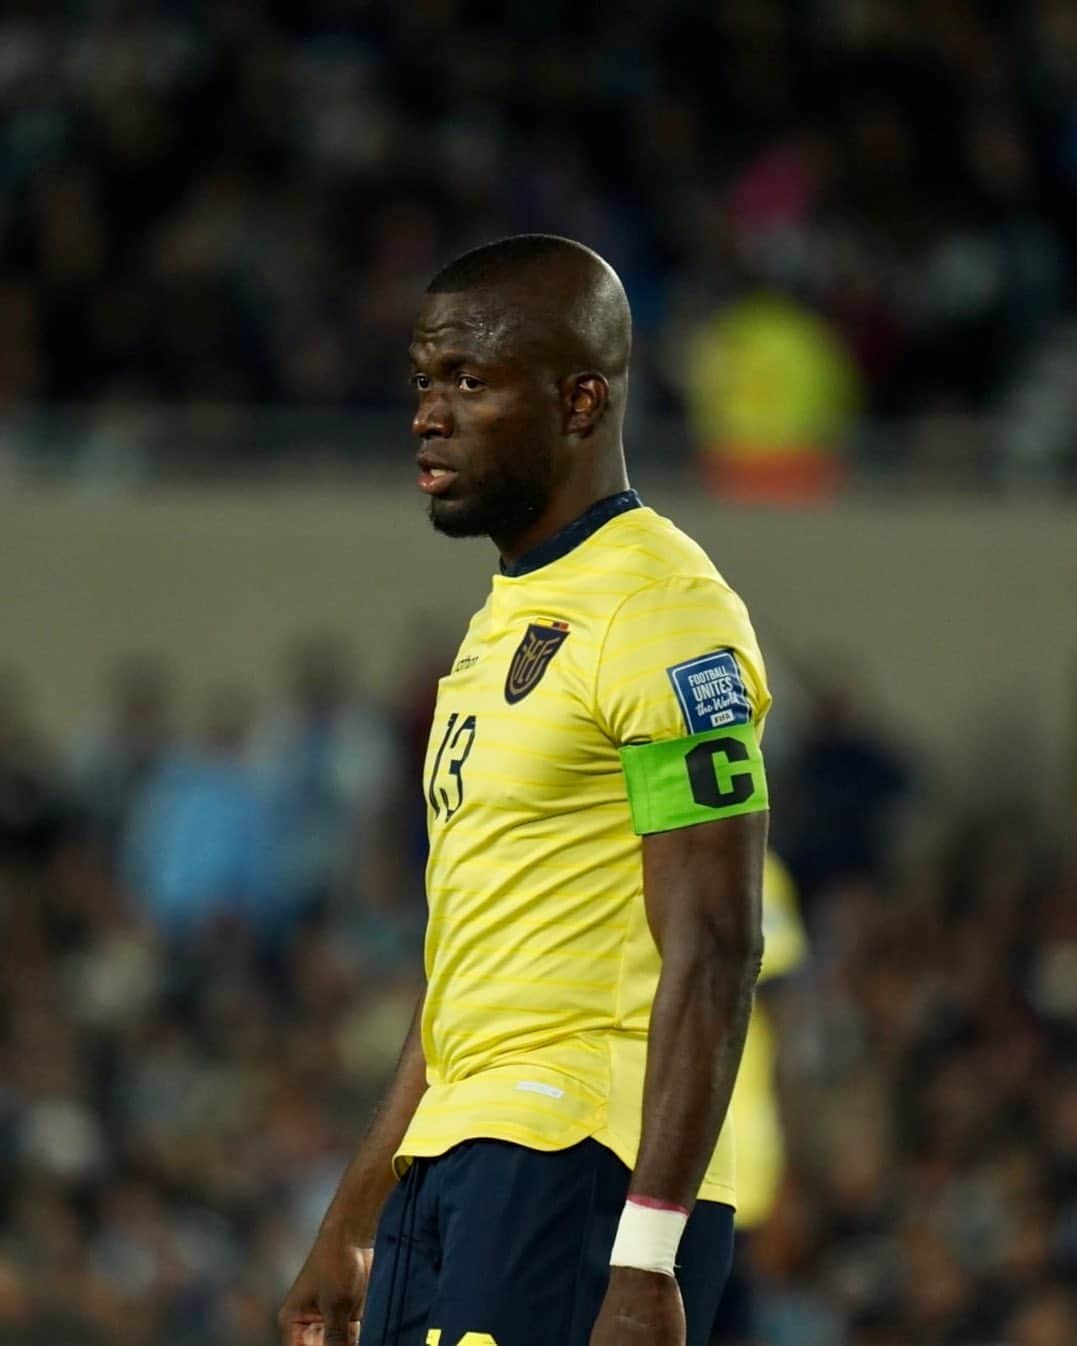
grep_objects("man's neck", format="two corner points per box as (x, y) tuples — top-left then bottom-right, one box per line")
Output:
(495, 457), (629, 566)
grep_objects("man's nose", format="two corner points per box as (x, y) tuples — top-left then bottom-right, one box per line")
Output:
(412, 391), (453, 439)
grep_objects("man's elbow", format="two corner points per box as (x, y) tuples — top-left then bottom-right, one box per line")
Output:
(728, 928), (765, 991)
(667, 921), (764, 996)
(709, 932), (764, 1014)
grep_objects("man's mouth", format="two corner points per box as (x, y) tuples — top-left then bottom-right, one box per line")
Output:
(417, 463), (460, 495)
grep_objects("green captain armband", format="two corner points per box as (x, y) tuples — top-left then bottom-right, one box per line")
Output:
(619, 723), (768, 835)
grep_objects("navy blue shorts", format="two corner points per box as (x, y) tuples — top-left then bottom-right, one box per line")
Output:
(361, 1138), (734, 1346)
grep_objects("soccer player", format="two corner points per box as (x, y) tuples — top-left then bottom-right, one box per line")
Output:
(278, 236), (771, 1346)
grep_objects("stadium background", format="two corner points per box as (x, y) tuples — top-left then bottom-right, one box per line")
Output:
(1, 3), (1076, 1345)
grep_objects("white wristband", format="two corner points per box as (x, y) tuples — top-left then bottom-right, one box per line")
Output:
(609, 1199), (688, 1277)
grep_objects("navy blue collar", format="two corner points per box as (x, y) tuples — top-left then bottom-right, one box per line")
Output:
(499, 489), (643, 578)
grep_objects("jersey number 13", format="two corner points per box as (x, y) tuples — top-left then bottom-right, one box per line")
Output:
(427, 712), (477, 821)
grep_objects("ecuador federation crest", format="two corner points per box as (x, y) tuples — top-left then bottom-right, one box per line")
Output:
(504, 620), (570, 703)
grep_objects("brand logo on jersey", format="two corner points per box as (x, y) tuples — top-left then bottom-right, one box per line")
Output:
(504, 621), (570, 703)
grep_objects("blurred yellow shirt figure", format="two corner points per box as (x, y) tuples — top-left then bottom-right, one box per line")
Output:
(731, 851), (807, 1228)
(687, 293), (862, 503)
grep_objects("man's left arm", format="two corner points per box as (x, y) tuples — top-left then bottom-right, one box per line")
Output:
(589, 808), (767, 1346)
(589, 571), (772, 1345)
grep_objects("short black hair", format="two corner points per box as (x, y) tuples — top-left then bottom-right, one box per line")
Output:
(423, 234), (632, 382)
(426, 234), (605, 294)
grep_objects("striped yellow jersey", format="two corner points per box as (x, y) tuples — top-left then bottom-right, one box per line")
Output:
(397, 491), (770, 1205)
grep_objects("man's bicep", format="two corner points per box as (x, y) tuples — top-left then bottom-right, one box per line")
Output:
(641, 810), (769, 958)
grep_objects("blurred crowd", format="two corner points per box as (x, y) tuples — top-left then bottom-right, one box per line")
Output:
(0, 637), (1074, 1346)
(1, 0), (1076, 486)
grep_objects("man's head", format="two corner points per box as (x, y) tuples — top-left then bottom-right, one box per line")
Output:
(409, 235), (632, 556)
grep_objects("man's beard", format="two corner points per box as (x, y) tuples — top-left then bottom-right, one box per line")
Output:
(428, 461), (554, 546)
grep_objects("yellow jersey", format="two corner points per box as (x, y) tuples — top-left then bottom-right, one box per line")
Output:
(397, 491), (770, 1206)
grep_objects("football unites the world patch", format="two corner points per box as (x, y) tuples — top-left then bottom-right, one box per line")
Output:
(504, 620), (570, 703)
(667, 649), (752, 734)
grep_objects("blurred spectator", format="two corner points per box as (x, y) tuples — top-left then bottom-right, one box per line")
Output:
(253, 632), (401, 922)
(0, 668), (66, 870)
(777, 675), (915, 909)
(685, 287), (862, 502)
(69, 654), (175, 855)
(1006, 1286), (1077, 1346)
(120, 684), (280, 942)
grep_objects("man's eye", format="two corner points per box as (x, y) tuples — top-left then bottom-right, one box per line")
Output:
(458, 375), (484, 392)
(411, 373), (430, 390)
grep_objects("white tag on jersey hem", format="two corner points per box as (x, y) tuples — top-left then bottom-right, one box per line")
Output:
(515, 1080), (565, 1099)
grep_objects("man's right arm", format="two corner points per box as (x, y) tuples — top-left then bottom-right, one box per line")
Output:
(279, 992), (427, 1344)
(319, 991), (427, 1242)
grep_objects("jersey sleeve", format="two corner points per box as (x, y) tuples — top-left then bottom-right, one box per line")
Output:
(595, 575), (771, 834)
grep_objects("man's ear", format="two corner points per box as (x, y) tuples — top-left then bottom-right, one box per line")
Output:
(563, 373), (609, 436)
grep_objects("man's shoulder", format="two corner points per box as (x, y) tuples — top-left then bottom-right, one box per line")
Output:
(588, 506), (722, 589)
(588, 509), (742, 624)
(486, 505), (737, 641)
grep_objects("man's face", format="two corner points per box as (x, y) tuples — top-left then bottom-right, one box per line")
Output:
(409, 291), (564, 542)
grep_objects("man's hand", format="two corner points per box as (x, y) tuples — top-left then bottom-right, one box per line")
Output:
(589, 1267), (685, 1346)
(277, 1234), (373, 1346)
